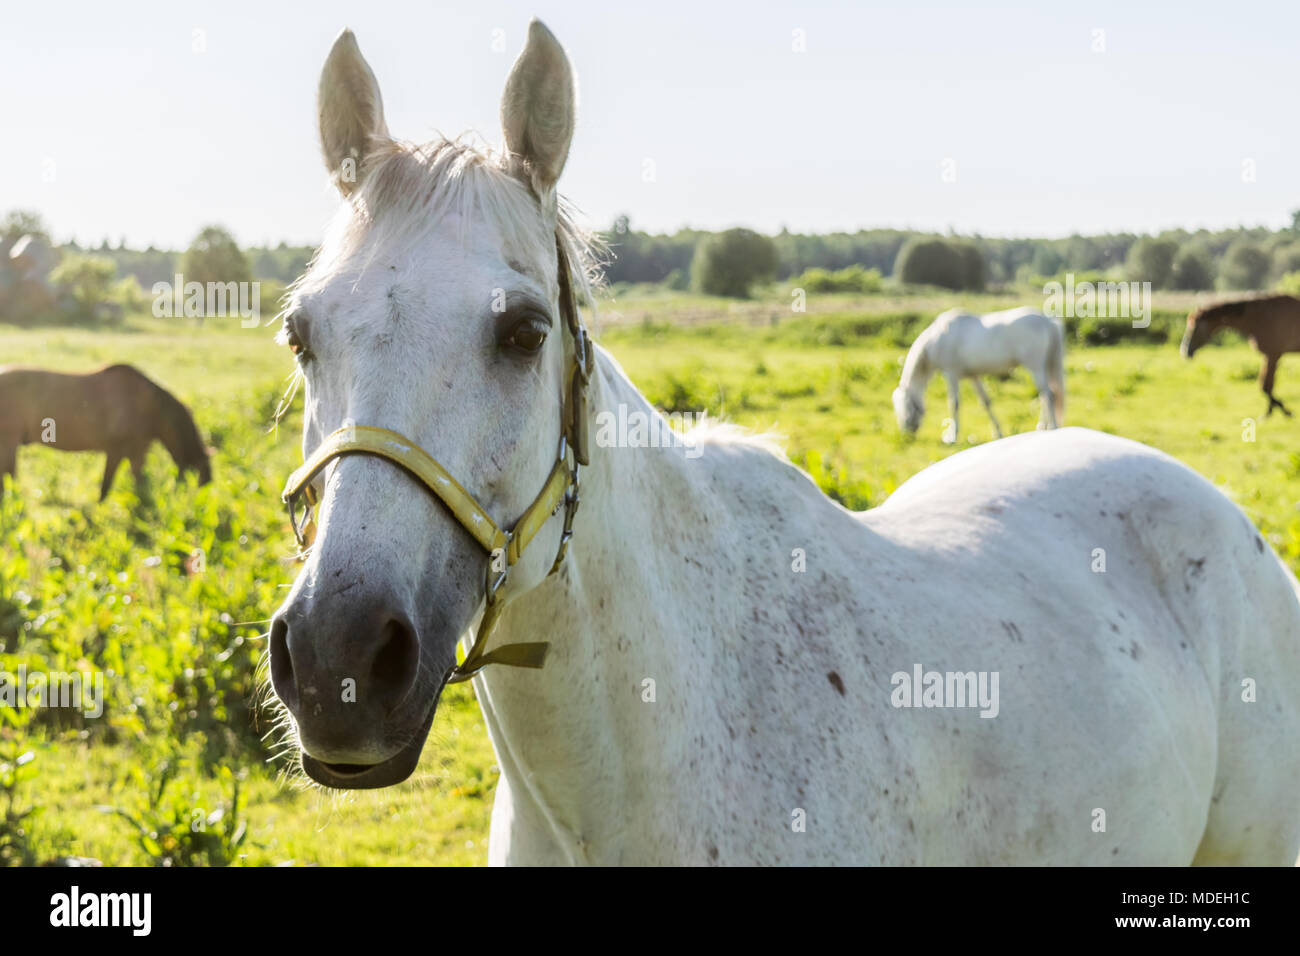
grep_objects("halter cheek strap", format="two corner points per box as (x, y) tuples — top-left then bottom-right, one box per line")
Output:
(281, 240), (592, 684)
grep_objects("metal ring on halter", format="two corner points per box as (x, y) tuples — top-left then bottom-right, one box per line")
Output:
(287, 494), (312, 549)
(485, 531), (511, 606)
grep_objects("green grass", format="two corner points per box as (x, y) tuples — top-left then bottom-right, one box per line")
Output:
(4, 295), (1299, 865)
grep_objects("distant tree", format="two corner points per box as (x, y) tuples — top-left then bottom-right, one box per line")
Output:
(1169, 247), (1214, 290)
(1031, 245), (1063, 278)
(111, 275), (148, 313)
(1, 209), (50, 244)
(182, 225), (251, 285)
(1220, 241), (1271, 290)
(1125, 238), (1178, 289)
(691, 228), (778, 297)
(49, 253), (117, 323)
(894, 238), (984, 291)
(956, 242), (985, 291)
(252, 248), (281, 280)
(1062, 235), (1105, 271)
(1271, 242), (1300, 280)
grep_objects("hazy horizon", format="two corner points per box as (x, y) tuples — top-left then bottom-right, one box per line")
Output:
(3, 0), (1296, 249)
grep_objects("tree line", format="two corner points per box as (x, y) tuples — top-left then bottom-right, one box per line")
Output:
(9, 208), (1300, 325)
(603, 213), (1300, 297)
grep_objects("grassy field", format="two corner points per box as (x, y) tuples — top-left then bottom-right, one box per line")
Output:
(3, 288), (1299, 866)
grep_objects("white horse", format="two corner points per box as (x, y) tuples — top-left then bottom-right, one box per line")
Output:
(893, 307), (1065, 442)
(268, 22), (1300, 865)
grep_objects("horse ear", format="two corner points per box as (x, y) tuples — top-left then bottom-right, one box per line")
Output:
(500, 19), (575, 208)
(318, 29), (391, 197)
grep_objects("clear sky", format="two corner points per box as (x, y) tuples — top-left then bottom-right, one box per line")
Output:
(2, 0), (1296, 248)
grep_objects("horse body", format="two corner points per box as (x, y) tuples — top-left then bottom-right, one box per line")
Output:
(0, 364), (209, 498)
(478, 361), (1300, 865)
(894, 307), (1065, 441)
(271, 22), (1300, 866)
(1181, 294), (1300, 416)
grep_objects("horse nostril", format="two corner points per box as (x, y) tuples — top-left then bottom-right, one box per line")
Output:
(371, 616), (419, 710)
(269, 617), (298, 713)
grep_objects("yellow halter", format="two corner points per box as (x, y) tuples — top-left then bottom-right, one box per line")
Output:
(281, 241), (592, 684)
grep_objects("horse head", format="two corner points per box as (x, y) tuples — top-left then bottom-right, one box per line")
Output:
(269, 21), (586, 788)
(1181, 304), (1221, 358)
(892, 385), (925, 434)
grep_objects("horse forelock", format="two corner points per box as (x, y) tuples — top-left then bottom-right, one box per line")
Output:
(291, 137), (600, 310)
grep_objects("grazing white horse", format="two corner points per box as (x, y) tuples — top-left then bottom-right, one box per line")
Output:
(268, 22), (1300, 866)
(893, 307), (1065, 442)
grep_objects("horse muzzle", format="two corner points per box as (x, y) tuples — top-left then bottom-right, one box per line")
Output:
(269, 583), (446, 787)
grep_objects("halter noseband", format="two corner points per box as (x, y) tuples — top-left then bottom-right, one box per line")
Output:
(281, 240), (592, 684)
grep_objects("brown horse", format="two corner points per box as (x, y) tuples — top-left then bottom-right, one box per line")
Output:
(1181, 293), (1300, 417)
(0, 364), (210, 500)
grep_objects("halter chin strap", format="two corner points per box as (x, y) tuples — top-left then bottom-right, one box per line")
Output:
(281, 239), (592, 684)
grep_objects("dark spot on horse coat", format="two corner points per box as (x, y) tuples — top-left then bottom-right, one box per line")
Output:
(708, 845), (719, 861)
(826, 671), (846, 696)
(1256, 536), (1266, 554)
(1002, 621), (1023, 643)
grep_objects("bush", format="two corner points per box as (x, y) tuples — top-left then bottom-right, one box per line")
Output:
(792, 264), (884, 294)
(1220, 241), (1270, 290)
(1277, 271), (1300, 296)
(691, 228), (778, 298)
(894, 238), (984, 291)
(663, 268), (690, 291)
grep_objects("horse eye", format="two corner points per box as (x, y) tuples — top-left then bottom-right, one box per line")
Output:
(504, 320), (548, 355)
(286, 323), (313, 363)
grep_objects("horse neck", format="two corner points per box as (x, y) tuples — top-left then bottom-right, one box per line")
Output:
(900, 337), (933, 394)
(154, 396), (187, 464)
(476, 348), (737, 858)
(1214, 312), (1246, 336)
